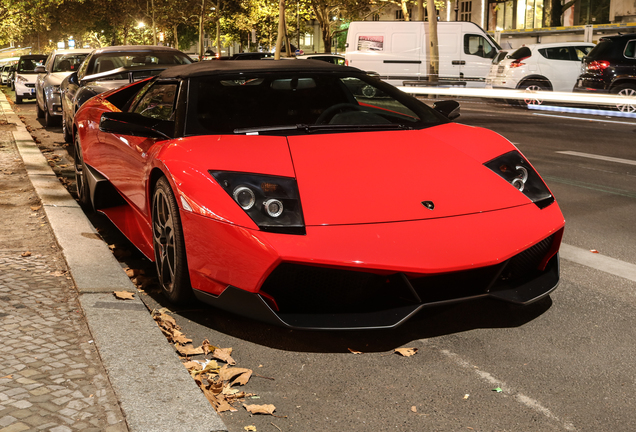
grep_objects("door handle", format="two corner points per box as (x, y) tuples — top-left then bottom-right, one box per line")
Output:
(452, 60), (466, 65)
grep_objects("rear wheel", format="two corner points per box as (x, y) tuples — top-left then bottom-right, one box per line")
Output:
(520, 80), (549, 106)
(44, 105), (59, 127)
(152, 177), (193, 304)
(613, 84), (636, 113)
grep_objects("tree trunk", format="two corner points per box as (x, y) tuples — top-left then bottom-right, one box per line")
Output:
(415, 0), (424, 20)
(173, 24), (179, 50)
(283, 12), (292, 56)
(275, 0), (286, 59)
(401, 0), (411, 21)
(216, 0), (221, 56)
(427, 0), (439, 83)
(198, 0), (206, 60)
(151, 0), (157, 45)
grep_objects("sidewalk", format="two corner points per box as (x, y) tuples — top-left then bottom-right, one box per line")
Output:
(0, 94), (227, 432)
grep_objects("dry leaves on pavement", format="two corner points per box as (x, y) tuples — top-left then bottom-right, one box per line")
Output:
(113, 291), (135, 300)
(244, 404), (277, 415)
(395, 347), (418, 357)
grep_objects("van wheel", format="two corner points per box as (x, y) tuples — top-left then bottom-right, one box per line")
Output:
(613, 84), (636, 113)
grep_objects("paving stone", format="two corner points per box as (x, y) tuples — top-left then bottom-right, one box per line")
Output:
(0, 129), (128, 431)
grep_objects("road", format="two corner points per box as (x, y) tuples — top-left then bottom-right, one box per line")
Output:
(6, 88), (636, 432)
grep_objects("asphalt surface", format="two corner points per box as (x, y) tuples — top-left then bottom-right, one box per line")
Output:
(0, 89), (227, 432)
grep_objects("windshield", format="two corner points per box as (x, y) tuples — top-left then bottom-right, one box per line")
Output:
(186, 72), (446, 136)
(86, 51), (191, 75)
(53, 53), (88, 72)
(17, 56), (47, 73)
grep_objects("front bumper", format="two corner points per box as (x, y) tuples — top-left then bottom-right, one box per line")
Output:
(183, 201), (564, 329)
(15, 82), (36, 99)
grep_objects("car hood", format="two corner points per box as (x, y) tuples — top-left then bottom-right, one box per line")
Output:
(288, 123), (533, 226)
(47, 71), (74, 85)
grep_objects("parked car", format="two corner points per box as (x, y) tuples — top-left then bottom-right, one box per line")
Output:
(573, 33), (636, 113)
(14, 54), (48, 103)
(60, 45), (192, 143)
(73, 60), (564, 330)
(0, 64), (14, 85)
(35, 49), (92, 126)
(486, 42), (594, 105)
(485, 50), (509, 83)
(7, 65), (16, 90)
(296, 53), (345, 65)
(215, 52), (276, 60)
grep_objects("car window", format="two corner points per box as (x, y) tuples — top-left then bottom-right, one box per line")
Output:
(538, 47), (573, 61)
(573, 46), (593, 60)
(17, 57), (47, 73)
(52, 53), (89, 72)
(625, 40), (636, 59)
(508, 46), (532, 60)
(186, 73), (444, 135)
(133, 83), (179, 121)
(464, 35), (496, 58)
(87, 52), (191, 75)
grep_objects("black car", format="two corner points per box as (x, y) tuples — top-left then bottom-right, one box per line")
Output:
(60, 45), (192, 143)
(573, 33), (636, 112)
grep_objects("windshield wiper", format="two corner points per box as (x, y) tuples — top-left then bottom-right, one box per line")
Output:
(234, 123), (412, 134)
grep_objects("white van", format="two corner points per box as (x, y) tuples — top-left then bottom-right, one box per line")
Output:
(345, 21), (500, 86)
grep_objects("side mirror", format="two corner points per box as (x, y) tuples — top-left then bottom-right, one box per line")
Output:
(433, 100), (460, 121)
(34, 65), (46, 73)
(99, 112), (171, 139)
(67, 72), (79, 85)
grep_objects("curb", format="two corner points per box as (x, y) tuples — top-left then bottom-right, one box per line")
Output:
(1, 93), (227, 432)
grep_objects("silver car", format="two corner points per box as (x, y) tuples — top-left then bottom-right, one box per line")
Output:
(35, 49), (92, 126)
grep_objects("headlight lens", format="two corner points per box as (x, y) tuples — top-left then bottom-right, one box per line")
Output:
(17, 75), (27, 83)
(484, 150), (554, 209)
(210, 171), (305, 234)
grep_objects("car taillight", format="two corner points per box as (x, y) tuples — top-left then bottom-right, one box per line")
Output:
(345, 59), (349, 66)
(587, 60), (610, 71)
(509, 56), (530, 68)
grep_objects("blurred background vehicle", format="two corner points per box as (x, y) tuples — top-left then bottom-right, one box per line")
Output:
(14, 54), (48, 104)
(35, 49), (93, 126)
(573, 34), (636, 113)
(486, 42), (594, 105)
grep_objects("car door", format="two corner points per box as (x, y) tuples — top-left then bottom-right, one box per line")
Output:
(97, 81), (179, 216)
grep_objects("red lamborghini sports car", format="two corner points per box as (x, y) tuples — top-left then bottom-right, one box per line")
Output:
(73, 60), (564, 330)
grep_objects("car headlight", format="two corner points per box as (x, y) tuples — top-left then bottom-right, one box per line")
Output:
(17, 75), (27, 84)
(484, 150), (554, 209)
(209, 171), (305, 234)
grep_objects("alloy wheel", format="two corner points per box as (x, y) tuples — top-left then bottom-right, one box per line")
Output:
(616, 87), (636, 113)
(153, 187), (177, 294)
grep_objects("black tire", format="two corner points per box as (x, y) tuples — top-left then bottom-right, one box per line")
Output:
(36, 101), (45, 118)
(73, 133), (92, 209)
(152, 177), (193, 304)
(612, 84), (636, 113)
(62, 110), (73, 143)
(44, 107), (60, 127)
(15, 95), (22, 104)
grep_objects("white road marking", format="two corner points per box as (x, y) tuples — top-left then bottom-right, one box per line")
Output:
(420, 343), (577, 431)
(556, 151), (636, 167)
(532, 112), (636, 125)
(559, 243), (636, 283)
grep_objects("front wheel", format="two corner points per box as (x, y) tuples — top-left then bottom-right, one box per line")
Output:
(152, 177), (193, 304)
(36, 100), (45, 118)
(519, 80), (550, 106)
(15, 95), (22, 104)
(73, 134), (92, 209)
(62, 109), (73, 143)
(613, 84), (636, 113)
(44, 106), (60, 127)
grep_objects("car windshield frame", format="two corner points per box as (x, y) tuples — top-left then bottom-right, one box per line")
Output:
(183, 71), (448, 136)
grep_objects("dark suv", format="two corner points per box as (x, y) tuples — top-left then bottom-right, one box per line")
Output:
(573, 33), (636, 112)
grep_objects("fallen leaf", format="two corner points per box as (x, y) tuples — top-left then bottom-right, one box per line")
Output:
(125, 268), (145, 278)
(244, 404), (276, 415)
(219, 366), (252, 382)
(463, 394), (470, 400)
(113, 291), (135, 300)
(590, 249), (599, 253)
(21, 251), (32, 257)
(348, 348), (363, 354)
(0, 375), (12, 379)
(175, 343), (205, 356)
(395, 347), (418, 357)
(30, 205), (41, 211)
(411, 406), (417, 413)
(173, 330), (192, 345)
(244, 427), (257, 431)
(183, 361), (203, 371)
(231, 370), (253, 387)
(213, 347), (236, 365)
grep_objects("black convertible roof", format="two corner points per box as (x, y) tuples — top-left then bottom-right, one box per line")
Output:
(158, 59), (362, 79)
